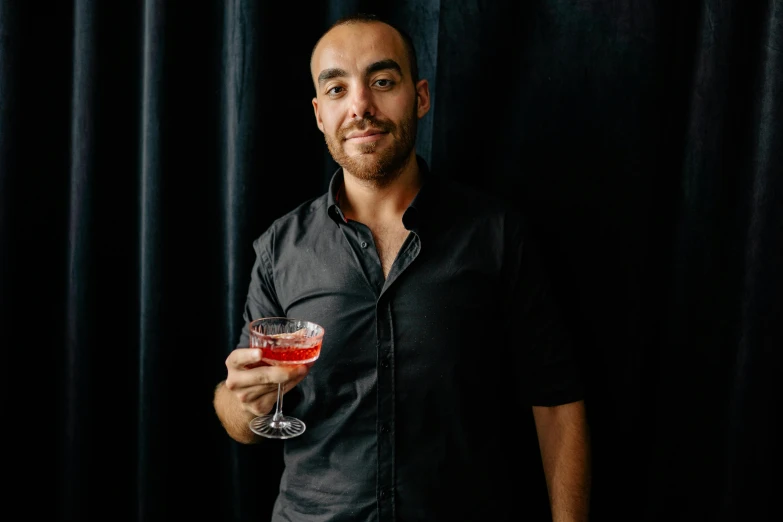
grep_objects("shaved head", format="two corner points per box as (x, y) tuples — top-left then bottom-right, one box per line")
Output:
(310, 14), (419, 89)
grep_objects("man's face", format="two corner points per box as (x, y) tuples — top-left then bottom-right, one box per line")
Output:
(311, 22), (430, 184)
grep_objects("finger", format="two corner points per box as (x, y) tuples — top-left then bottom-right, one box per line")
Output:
(226, 348), (264, 370)
(256, 364), (309, 384)
(227, 363), (309, 391)
(282, 370), (309, 392)
(243, 368), (311, 416)
(242, 367), (309, 402)
(247, 400), (273, 417)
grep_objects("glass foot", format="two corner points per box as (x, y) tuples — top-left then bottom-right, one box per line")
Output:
(249, 415), (306, 439)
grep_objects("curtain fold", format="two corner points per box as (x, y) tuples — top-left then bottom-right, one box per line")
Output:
(64, 0), (96, 517)
(137, 1), (165, 520)
(720, 1), (782, 518)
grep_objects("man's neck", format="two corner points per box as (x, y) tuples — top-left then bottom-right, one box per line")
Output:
(339, 153), (421, 226)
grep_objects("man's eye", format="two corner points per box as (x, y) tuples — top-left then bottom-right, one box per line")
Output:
(374, 79), (394, 88)
(327, 86), (344, 95)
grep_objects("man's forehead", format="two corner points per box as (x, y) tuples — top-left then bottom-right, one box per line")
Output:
(311, 22), (406, 75)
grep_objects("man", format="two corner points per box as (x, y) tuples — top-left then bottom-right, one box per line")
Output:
(214, 13), (591, 522)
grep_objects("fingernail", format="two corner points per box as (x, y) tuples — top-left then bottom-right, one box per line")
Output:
(297, 365), (309, 376)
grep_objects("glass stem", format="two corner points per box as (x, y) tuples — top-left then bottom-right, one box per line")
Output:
(272, 383), (284, 421)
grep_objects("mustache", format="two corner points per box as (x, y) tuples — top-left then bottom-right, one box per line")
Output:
(338, 117), (395, 139)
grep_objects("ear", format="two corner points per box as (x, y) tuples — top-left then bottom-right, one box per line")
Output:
(312, 97), (324, 133)
(415, 79), (431, 119)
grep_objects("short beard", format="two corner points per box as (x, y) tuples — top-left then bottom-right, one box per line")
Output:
(325, 107), (418, 188)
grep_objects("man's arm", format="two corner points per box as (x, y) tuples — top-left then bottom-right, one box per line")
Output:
(213, 380), (262, 445)
(532, 400), (591, 522)
(214, 231), (289, 444)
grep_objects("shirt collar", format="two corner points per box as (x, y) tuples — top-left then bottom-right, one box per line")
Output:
(326, 167), (348, 224)
(326, 155), (434, 234)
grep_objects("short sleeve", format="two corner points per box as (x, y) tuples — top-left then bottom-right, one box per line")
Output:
(507, 217), (585, 407)
(234, 228), (285, 351)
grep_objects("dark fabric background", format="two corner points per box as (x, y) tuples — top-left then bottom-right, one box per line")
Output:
(1, 1), (780, 521)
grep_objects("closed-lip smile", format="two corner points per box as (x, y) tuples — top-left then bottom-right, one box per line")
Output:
(345, 129), (387, 142)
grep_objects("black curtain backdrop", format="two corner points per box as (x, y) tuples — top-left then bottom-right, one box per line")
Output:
(1, 1), (781, 521)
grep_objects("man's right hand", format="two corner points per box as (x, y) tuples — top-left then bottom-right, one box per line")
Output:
(224, 347), (311, 417)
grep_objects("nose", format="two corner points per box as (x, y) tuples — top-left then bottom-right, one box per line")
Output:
(348, 84), (376, 121)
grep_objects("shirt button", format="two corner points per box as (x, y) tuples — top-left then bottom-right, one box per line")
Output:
(379, 490), (387, 499)
(361, 241), (368, 248)
(381, 358), (390, 368)
(380, 423), (390, 433)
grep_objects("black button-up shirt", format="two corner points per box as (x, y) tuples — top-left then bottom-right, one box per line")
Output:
(237, 157), (584, 522)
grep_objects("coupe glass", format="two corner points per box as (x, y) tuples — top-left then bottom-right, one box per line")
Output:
(247, 317), (325, 439)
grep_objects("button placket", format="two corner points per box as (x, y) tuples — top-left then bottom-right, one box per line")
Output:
(376, 299), (396, 520)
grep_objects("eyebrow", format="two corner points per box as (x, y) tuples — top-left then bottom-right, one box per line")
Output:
(317, 68), (348, 85)
(366, 59), (402, 77)
(317, 59), (403, 86)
